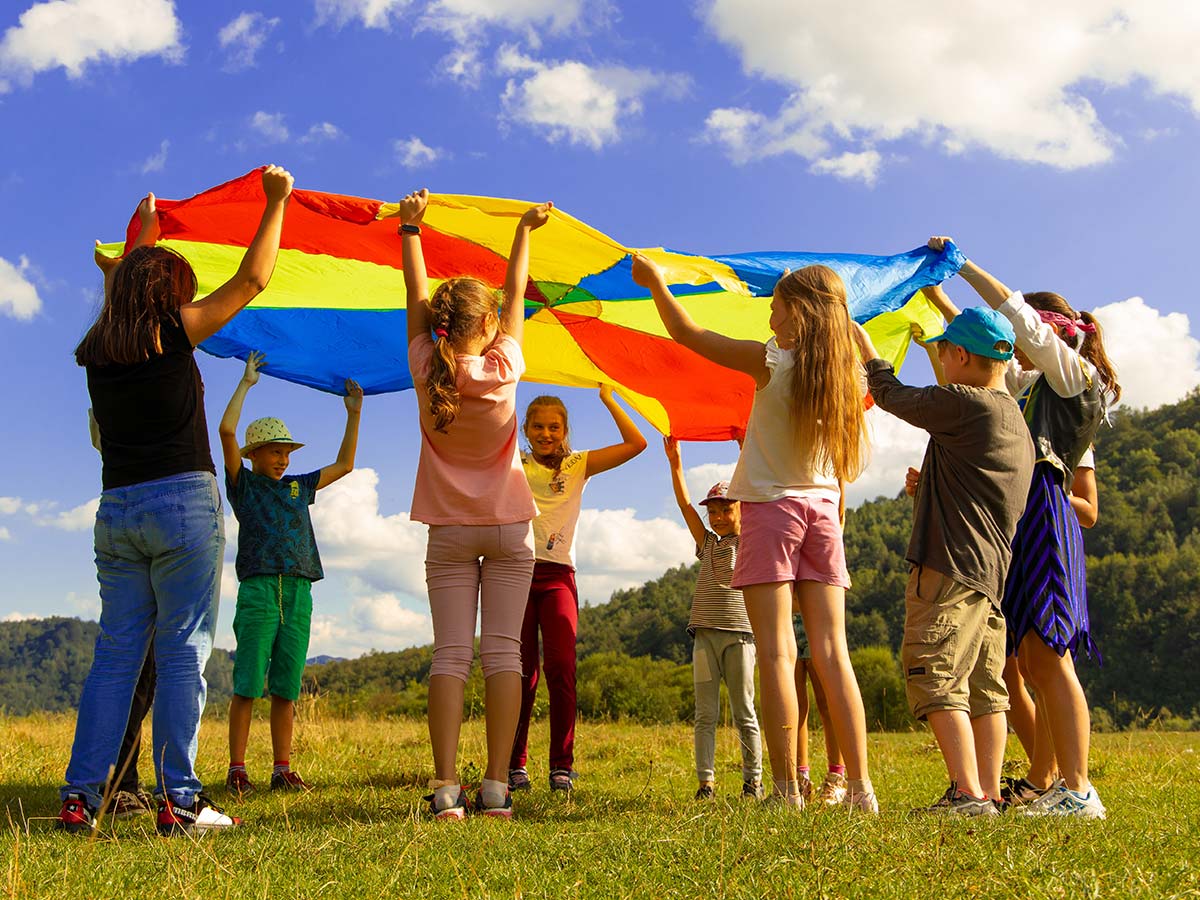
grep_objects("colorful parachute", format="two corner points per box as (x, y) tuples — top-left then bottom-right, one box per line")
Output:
(101, 170), (963, 441)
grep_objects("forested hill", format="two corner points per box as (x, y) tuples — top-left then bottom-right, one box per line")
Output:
(4, 391), (1200, 727)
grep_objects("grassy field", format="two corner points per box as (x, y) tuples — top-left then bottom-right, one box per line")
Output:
(3, 709), (1197, 899)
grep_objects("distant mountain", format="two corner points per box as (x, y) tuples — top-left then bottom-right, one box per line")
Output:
(306, 655), (345, 666)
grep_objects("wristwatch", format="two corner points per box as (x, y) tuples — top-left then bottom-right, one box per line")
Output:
(399, 223), (421, 235)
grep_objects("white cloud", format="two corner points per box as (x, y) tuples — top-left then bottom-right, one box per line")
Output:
(1, 610), (38, 621)
(249, 110), (290, 143)
(702, 1), (1200, 176)
(574, 507), (695, 603)
(0, 497), (26, 515)
(0, 0), (182, 85)
(301, 121), (344, 143)
(848, 406), (929, 507)
(139, 139), (169, 174)
(316, 0), (593, 34)
(314, 0), (411, 29)
(37, 497), (100, 531)
(66, 590), (100, 620)
(394, 135), (441, 167)
(808, 150), (882, 186)
(498, 46), (688, 149)
(0, 255), (42, 320)
(218, 11), (279, 71)
(1092, 297), (1200, 410)
(683, 462), (735, 505)
(349, 590), (433, 643)
(0, 526), (10, 542)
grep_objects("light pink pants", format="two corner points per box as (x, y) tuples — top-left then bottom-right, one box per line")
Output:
(426, 522), (535, 682)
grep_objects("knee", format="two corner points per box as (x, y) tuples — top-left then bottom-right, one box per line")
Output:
(431, 644), (475, 682)
(479, 634), (522, 679)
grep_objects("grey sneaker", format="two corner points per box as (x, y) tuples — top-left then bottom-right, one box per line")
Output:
(741, 779), (763, 801)
(549, 768), (578, 792)
(112, 788), (155, 818)
(695, 783), (716, 801)
(507, 767), (531, 792)
(913, 782), (998, 817)
(1016, 780), (1106, 819)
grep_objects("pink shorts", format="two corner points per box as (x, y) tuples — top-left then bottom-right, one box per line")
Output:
(731, 495), (851, 589)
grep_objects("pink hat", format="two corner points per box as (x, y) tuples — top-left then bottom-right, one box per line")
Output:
(698, 481), (732, 506)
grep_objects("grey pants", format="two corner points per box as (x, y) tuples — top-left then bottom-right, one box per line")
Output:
(693, 628), (762, 783)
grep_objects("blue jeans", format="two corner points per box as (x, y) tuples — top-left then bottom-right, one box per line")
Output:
(62, 471), (224, 808)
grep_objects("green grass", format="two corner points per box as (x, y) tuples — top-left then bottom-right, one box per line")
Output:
(3, 711), (1198, 899)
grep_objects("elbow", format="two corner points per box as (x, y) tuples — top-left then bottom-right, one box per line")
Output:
(1079, 510), (1098, 529)
(630, 436), (648, 456)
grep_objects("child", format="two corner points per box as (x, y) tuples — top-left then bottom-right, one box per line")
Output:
(663, 438), (762, 801)
(852, 305), (1035, 815)
(1002, 450), (1097, 805)
(399, 189), (551, 820)
(507, 389), (647, 794)
(633, 256), (877, 811)
(220, 351), (363, 795)
(931, 237), (1120, 818)
(794, 615), (847, 805)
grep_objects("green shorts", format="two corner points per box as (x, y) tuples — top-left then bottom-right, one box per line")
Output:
(232, 574), (313, 701)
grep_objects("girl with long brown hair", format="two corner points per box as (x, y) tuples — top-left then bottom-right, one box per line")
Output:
(633, 255), (876, 812)
(60, 165), (293, 837)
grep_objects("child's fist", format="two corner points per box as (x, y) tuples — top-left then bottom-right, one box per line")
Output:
(927, 236), (953, 253)
(904, 466), (920, 497)
(397, 189), (429, 226)
(136, 192), (158, 227)
(262, 165), (294, 202)
(630, 254), (663, 290)
(520, 202), (553, 231)
(663, 435), (681, 466)
(345, 378), (364, 412)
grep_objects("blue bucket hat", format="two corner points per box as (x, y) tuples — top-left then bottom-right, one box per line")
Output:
(924, 306), (1016, 361)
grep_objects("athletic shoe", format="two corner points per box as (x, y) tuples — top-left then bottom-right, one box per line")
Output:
(58, 793), (96, 834)
(1001, 776), (1048, 806)
(799, 776), (813, 805)
(473, 790), (514, 819)
(507, 767), (531, 792)
(549, 768), (578, 792)
(225, 769), (256, 798)
(270, 770), (310, 792)
(913, 782), (999, 817)
(843, 789), (880, 814)
(157, 794), (242, 836)
(112, 788), (155, 818)
(741, 780), (763, 801)
(695, 783), (715, 801)
(819, 772), (848, 807)
(425, 788), (469, 821)
(761, 791), (804, 810)
(1017, 780), (1106, 819)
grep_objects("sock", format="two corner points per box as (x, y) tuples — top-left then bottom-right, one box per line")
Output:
(798, 766), (811, 780)
(848, 777), (874, 797)
(830, 764), (846, 776)
(273, 760), (290, 777)
(434, 784), (461, 811)
(481, 777), (508, 808)
(772, 777), (789, 797)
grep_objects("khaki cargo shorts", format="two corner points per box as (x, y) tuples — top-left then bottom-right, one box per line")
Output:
(901, 565), (1009, 721)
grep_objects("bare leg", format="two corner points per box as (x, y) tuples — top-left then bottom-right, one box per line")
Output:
(926, 709), (984, 797)
(809, 663), (843, 767)
(972, 712), (1007, 801)
(483, 672), (522, 783)
(228, 695), (254, 765)
(793, 658), (811, 771)
(1003, 656), (1036, 758)
(1019, 636), (1091, 792)
(1017, 652), (1058, 788)
(428, 674), (466, 782)
(269, 695), (294, 765)
(796, 581), (869, 782)
(742, 582), (798, 793)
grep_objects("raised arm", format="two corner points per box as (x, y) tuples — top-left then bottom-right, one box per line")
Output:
(924, 281), (961, 322)
(585, 386), (648, 477)
(398, 189), (432, 345)
(664, 437), (707, 549)
(502, 203), (553, 342)
(928, 237), (1014, 311)
(317, 379), (363, 490)
(218, 352), (264, 484)
(631, 254), (769, 386)
(94, 193), (160, 298)
(180, 166), (293, 346)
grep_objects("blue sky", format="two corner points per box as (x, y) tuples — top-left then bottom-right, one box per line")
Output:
(2, 0), (1199, 656)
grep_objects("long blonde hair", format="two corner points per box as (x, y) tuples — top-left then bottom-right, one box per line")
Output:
(426, 277), (499, 432)
(774, 265), (866, 483)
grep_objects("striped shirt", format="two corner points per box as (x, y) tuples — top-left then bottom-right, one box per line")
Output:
(688, 532), (753, 634)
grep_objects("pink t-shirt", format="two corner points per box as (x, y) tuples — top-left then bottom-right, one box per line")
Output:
(408, 333), (538, 525)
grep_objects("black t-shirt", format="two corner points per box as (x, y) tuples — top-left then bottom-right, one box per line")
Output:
(86, 310), (215, 490)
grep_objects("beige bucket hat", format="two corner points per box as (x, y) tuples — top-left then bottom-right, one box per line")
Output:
(240, 417), (305, 457)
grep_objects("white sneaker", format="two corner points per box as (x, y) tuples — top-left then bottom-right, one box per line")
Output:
(843, 790), (879, 814)
(819, 772), (848, 807)
(157, 794), (241, 835)
(1017, 779), (1106, 819)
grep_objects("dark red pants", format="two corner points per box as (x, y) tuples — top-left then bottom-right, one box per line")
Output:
(509, 562), (578, 771)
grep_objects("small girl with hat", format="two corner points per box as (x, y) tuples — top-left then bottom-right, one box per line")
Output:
(664, 438), (762, 801)
(217, 351), (364, 796)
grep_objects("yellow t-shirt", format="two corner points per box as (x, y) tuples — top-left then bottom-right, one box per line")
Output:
(522, 450), (589, 568)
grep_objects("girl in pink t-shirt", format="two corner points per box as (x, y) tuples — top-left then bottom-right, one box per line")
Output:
(397, 190), (552, 820)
